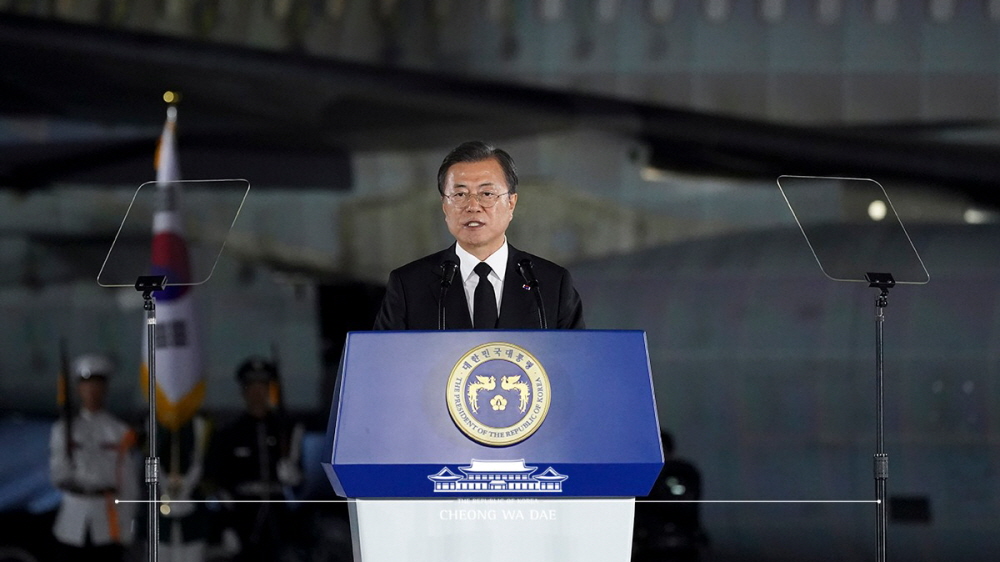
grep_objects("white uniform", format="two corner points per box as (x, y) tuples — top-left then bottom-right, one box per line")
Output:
(49, 409), (138, 547)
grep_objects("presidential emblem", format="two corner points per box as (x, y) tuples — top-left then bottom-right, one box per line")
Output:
(446, 342), (550, 446)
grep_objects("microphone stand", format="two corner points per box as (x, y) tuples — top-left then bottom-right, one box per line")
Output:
(136, 274), (166, 562)
(438, 261), (457, 330)
(866, 272), (893, 562)
(530, 288), (546, 330)
(438, 284), (448, 330)
(517, 260), (547, 329)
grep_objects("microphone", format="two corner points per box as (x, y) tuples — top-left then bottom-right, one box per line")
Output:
(517, 259), (538, 289)
(441, 260), (458, 289)
(516, 259), (547, 329)
(438, 260), (458, 330)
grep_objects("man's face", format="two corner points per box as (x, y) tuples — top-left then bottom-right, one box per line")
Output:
(242, 380), (271, 418)
(441, 158), (518, 260)
(77, 378), (108, 412)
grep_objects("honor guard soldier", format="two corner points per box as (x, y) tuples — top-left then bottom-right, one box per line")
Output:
(155, 411), (213, 562)
(210, 356), (304, 562)
(49, 353), (138, 561)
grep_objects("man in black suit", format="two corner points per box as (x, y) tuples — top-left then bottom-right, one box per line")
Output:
(374, 141), (585, 330)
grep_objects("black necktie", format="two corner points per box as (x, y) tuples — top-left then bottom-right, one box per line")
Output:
(473, 262), (498, 330)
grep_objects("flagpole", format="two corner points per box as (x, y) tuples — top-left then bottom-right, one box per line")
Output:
(143, 92), (181, 562)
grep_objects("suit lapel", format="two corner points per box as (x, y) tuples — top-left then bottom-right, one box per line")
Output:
(498, 246), (536, 329)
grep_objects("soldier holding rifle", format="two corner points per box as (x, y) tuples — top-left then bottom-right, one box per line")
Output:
(210, 356), (304, 562)
(49, 353), (138, 561)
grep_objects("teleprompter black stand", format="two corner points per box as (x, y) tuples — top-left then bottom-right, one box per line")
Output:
(97, 179), (250, 562)
(866, 271), (893, 562)
(777, 176), (929, 562)
(137, 274), (166, 562)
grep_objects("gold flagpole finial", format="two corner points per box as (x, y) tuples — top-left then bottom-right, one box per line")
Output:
(163, 90), (182, 105)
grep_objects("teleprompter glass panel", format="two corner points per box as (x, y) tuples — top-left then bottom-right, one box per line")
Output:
(777, 175), (929, 285)
(97, 179), (250, 288)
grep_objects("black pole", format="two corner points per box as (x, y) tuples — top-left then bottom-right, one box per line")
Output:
(531, 289), (547, 330)
(866, 272), (893, 562)
(438, 261), (458, 330)
(438, 284), (448, 330)
(875, 289), (888, 562)
(144, 293), (159, 562)
(136, 275), (166, 562)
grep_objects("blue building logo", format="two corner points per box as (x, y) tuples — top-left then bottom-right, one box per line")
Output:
(428, 459), (568, 493)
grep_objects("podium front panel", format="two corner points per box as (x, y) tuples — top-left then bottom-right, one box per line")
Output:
(323, 330), (662, 498)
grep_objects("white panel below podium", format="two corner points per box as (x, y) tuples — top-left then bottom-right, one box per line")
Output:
(349, 498), (635, 562)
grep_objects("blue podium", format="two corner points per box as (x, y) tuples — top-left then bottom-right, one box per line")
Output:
(324, 330), (663, 562)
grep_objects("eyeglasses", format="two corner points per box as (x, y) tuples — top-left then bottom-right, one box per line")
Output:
(442, 191), (511, 208)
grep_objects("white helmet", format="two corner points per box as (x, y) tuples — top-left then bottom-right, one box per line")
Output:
(73, 354), (115, 380)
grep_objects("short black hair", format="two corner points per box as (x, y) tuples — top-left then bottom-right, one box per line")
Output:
(437, 141), (518, 196)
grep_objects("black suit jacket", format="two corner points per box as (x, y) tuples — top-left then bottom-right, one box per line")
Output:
(373, 244), (585, 330)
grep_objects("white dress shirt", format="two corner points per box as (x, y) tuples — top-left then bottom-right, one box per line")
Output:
(455, 240), (508, 324)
